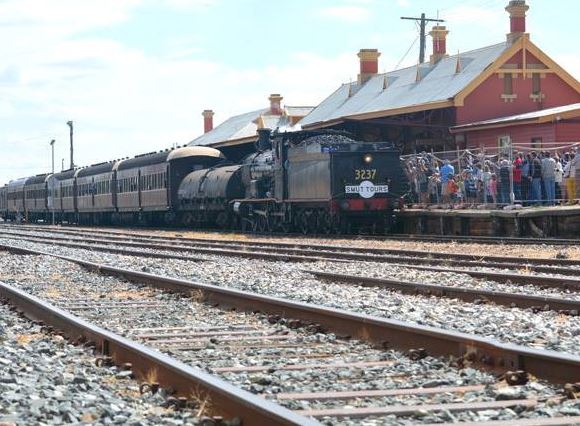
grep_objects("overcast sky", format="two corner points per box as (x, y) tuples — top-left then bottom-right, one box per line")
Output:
(1, 0), (578, 184)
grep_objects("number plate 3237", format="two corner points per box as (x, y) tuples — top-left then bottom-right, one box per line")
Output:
(355, 169), (376, 180)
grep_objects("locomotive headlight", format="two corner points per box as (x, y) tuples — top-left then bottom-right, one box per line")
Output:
(363, 154), (373, 164)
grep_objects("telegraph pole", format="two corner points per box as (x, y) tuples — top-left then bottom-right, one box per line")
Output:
(67, 120), (74, 169)
(401, 13), (445, 63)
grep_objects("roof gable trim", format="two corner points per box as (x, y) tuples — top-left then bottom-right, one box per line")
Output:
(454, 36), (580, 107)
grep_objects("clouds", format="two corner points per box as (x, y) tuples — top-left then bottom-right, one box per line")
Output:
(0, 0), (579, 185)
(0, 0), (363, 182)
(318, 6), (372, 23)
(0, 0), (140, 34)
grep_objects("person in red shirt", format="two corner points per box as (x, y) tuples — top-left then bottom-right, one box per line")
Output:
(513, 152), (523, 203)
(447, 175), (459, 205)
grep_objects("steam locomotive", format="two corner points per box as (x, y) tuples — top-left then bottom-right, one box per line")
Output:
(0, 130), (405, 233)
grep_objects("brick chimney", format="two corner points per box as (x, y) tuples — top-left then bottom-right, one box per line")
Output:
(357, 49), (380, 84)
(506, 0), (529, 44)
(429, 26), (449, 64)
(202, 109), (214, 133)
(268, 94), (283, 115)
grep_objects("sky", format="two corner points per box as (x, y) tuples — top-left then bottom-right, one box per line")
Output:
(0, 0), (579, 184)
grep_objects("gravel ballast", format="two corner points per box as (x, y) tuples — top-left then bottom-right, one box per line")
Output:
(0, 301), (215, 425)
(1, 238), (579, 356)
(2, 251), (580, 425)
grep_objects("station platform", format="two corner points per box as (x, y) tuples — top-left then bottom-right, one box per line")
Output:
(399, 205), (580, 238)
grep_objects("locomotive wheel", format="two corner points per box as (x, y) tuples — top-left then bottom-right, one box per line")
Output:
(216, 212), (229, 228)
(182, 212), (193, 227)
(297, 211), (310, 235)
(256, 215), (270, 233)
(279, 223), (291, 233)
(317, 211), (333, 235)
(241, 217), (254, 233)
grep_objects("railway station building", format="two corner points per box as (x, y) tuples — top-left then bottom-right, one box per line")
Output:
(188, 94), (313, 161)
(299, 0), (580, 155)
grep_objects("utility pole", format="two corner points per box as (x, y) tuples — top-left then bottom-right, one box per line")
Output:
(49, 139), (55, 226)
(401, 13), (445, 64)
(67, 120), (74, 169)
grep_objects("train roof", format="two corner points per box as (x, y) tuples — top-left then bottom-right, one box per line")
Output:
(25, 173), (51, 185)
(76, 162), (116, 178)
(51, 169), (77, 181)
(7, 176), (29, 188)
(117, 146), (224, 171)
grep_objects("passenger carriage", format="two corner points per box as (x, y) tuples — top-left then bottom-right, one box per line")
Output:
(76, 162), (117, 224)
(114, 146), (224, 225)
(0, 185), (7, 221)
(50, 169), (77, 223)
(24, 174), (50, 222)
(6, 177), (28, 221)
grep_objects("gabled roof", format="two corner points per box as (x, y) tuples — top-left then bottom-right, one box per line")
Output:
(301, 35), (580, 130)
(189, 106), (314, 148)
(451, 103), (580, 133)
(190, 108), (267, 147)
(300, 42), (510, 129)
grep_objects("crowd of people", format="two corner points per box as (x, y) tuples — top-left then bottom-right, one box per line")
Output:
(404, 148), (580, 208)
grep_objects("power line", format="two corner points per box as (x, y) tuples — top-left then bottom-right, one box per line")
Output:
(395, 34), (420, 70)
(401, 13), (445, 63)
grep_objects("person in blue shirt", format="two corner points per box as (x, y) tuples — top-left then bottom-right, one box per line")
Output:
(440, 160), (455, 203)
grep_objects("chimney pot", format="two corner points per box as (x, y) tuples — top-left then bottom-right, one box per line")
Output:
(202, 109), (214, 133)
(357, 49), (380, 84)
(506, 0), (529, 44)
(429, 26), (449, 64)
(268, 94), (283, 115)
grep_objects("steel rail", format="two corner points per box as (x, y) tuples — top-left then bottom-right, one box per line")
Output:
(0, 282), (315, 426)
(384, 234), (580, 246)
(1, 242), (579, 385)
(5, 223), (580, 246)
(8, 223), (580, 267)
(424, 417), (580, 426)
(0, 232), (347, 264)
(305, 270), (580, 313)
(0, 228), (578, 282)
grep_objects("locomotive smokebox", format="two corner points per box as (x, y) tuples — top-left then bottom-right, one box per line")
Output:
(256, 128), (272, 152)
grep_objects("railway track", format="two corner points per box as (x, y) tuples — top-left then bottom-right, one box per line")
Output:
(5, 224), (579, 267)
(3, 222), (579, 246)
(1, 231), (579, 314)
(1, 246), (580, 425)
(375, 234), (580, 246)
(2, 225), (580, 297)
(305, 270), (580, 315)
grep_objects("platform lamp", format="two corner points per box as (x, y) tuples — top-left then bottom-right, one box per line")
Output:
(49, 139), (55, 226)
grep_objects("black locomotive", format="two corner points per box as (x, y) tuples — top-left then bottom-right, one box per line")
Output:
(0, 130), (405, 234)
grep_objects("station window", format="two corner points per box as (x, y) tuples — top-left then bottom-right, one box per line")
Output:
(531, 137), (543, 149)
(503, 73), (513, 95)
(532, 73), (541, 95)
(498, 136), (512, 156)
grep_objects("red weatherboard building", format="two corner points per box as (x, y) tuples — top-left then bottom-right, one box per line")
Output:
(300, 0), (580, 154)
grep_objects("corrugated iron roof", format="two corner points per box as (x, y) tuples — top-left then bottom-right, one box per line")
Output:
(452, 103), (580, 130)
(189, 106), (314, 147)
(300, 42), (509, 128)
